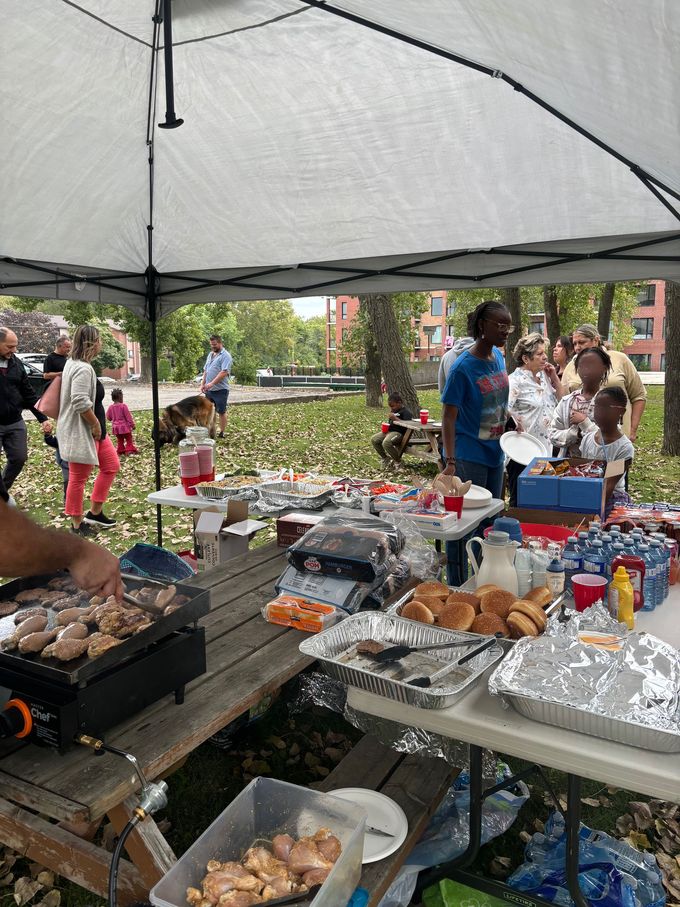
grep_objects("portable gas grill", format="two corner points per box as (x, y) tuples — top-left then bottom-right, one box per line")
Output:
(0, 574), (209, 750)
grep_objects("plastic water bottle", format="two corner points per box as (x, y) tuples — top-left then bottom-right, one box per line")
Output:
(587, 520), (602, 543)
(577, 530), (590, 551)
(638, 544), (657, 611)
(631, 530), (646, 551)
(649, 539), (666, 606)
(600, 533), (614, 579)
(609, 524), (622, 539)
(652, 533), (671, 600)
(583, 539), (607, 577)
(561, 537), (583, 590)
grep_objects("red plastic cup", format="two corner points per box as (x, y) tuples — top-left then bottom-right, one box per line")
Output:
(381, 422), (390, 433)
(181, 475), (199, 496)
(443, 495), (464, 516)
(571, 574), (608, 612)
(420, 409), (429, 425)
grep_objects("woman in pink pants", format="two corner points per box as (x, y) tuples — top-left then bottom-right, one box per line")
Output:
(58, 325), (120, 536)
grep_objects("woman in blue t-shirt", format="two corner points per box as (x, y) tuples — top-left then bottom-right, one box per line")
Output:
(441, 300), (512, 500)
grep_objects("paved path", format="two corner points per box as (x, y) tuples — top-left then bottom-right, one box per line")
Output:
(112, 382), (340, 412)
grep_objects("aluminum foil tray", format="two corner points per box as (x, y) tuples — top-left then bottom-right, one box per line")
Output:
(260, 480), (335, 507)
(299, 612), (503, 709)
(498, 690), (680, 752)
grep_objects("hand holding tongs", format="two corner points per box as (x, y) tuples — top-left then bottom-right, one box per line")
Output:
(120, 572), (173, 615)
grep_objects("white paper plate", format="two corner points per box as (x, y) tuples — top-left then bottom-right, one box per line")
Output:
(330, 788), (408, 863)
(500, 431), (550, 465)
(462, 484), (493, 508)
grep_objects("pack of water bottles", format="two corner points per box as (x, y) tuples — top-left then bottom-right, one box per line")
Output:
(508, 810), (666, 906)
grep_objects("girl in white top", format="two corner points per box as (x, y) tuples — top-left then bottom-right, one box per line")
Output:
(580, 386), (634, 515)
(506, 333), (563, 506)
(549, 347), (612, 457)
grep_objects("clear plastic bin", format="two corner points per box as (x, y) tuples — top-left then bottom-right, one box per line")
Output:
(150, 777), (367, 907)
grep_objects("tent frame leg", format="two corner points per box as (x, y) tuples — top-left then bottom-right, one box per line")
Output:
(147, 269), (163, 546)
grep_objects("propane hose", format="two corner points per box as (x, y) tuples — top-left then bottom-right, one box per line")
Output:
(108, 815), (140, 907)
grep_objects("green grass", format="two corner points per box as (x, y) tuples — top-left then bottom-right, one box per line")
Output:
(3, 387), (678, 906)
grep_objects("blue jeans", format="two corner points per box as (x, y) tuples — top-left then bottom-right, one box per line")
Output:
(445, 458), (505, 586)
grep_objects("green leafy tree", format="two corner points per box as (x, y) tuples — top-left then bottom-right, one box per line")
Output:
(227, 300), (298, 368)
(294, 315), (326, 369)
(91, 321), (125, 375)
(0, 307), (59, 352)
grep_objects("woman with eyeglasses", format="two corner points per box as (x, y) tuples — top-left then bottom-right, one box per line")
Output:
(549, 346), (612, 457)
(441, 300), (511, 582)
(506, 333), (564, 506)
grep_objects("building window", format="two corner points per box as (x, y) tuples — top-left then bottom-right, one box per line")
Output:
(431, 296), (443, 317)
(447, 300), (455, 318)
(631, 318), (653, 339)
(128, 349), (134, 359)
(341, 302), (348, 319)
(529, 318), (544, 334)
(329, 339), (336, 350)
(414, 334), (421, 348)
(431, 326), (442, 344)
(637, 284), (656, 306)
(660, 354), (666, 371)
(629, 353), (651, 370)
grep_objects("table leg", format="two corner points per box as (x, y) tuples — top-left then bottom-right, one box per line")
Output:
(565, 773), (589, 907)
(108, 797), (177, 890)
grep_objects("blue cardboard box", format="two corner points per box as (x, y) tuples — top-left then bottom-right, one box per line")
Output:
(518, 457), (625, 517)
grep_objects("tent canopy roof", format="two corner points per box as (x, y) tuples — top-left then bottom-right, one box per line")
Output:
(3, 0), (680, 317)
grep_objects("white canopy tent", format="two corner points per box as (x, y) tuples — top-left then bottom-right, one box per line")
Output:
(2, 0), (680, 316)
(2, 1), (679, 541)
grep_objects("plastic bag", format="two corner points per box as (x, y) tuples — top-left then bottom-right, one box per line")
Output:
(377, 764), (529, 907)
(119, 542), (195, 582)
(381, 511), (440, 581)
(509, 810), (666, 907)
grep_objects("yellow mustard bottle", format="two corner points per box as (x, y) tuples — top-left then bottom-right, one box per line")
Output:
(609, 566), (634, 629)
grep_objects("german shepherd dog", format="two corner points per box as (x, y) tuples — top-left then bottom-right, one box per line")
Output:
(153, 395), (215, 446)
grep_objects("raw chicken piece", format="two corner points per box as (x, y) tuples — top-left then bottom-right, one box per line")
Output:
(15, 615), (49, 637)
(302, 867), (331, 887)
(13, 607), (47, 624)
(186, 887), (203, 906)
(242, 847), (292, 886)
(57, 622), (89, 640)
(18, 629), (58, 654)
(314, 828), (341, 863)
(287, 838), (333, 875)
(202, 865), (262, 902)
(87, 634), (123, 658)
(154, 584), (177, 610)
(271, 833), (295, 862)
(259, 876), (295, 898)
(216, 893), (262, 906)
(42, 636), (90, 661)
(57, 606), (93, 626)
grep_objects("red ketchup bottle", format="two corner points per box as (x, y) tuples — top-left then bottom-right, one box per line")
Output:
(611, 542), (646, 612)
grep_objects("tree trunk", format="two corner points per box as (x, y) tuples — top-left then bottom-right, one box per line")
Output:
(364, 333), (383, 407)
(362, 294), (420, 415)
(502, 287), (522, 375)
(662, 280), (680, 455)
(141, 354), (153, 383)
(598, 282), (616, 341)
(543, 285), (560, 348)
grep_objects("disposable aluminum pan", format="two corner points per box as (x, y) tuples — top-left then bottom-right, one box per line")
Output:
(299, 612), (503, 709)
(497, 690), (680, 753)
(260, 480), (335, 507)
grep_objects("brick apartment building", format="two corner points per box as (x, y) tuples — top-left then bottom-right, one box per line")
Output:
(325, 282), (668, 371)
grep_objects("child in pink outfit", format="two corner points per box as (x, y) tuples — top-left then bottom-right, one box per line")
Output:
(106, 388), (138, 455)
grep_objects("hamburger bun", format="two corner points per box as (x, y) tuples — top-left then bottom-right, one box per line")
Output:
(438, 601), (475, 632)
(474, 583), (501, 597)
(415, 595), (448, 618)
(510, 599), (547, 631)
(506, 611), (539, 639)
(445, 591), (481, 614)
(414, 581), (450, 600)
(401, 600), (435, 624)
(480, 589), (517, 619)
(470, 612), (509, 637)
(523, 586), (553, 608)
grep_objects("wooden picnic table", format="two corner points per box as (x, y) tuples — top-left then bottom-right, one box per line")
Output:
(392, 418), (442, 464)
(0, 543), (310, 904)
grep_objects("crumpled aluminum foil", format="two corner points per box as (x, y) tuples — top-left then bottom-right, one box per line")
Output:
(291, 673), (497, 775)
(489, 623), (680, 732)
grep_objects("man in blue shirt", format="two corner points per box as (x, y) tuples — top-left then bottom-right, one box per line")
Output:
(201, 334), (233, 438)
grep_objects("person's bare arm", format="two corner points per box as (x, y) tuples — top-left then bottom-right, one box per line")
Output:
(441, 403), (458, 475)
(43, 371), (61, 380)
(0, 501), (122, 600)
(629, 399), (645, 442)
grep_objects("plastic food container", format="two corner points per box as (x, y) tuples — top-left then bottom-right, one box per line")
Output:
(149, 777), (366, 907)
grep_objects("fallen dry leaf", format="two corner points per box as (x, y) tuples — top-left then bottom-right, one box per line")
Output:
(581, 797), (601, 808)
(13, 876), (42, 906)
(36, 892), (60, 907)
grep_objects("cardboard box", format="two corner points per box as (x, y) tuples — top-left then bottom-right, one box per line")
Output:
(276, 512), (325, 548)
(193, 501), (267, 571)
(505, 507), (596, 529)
(518, 457), (625, 517)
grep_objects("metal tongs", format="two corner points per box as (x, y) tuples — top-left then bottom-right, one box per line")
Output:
(120, 572), (173, 616)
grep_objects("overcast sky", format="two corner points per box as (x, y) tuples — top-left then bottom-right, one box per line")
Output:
(291, 296), (328, 319)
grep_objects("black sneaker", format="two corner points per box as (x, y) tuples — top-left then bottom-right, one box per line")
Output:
(217, 431), (225, 439)
(71, 523), (98, 537)
(83, 510), (117, 529)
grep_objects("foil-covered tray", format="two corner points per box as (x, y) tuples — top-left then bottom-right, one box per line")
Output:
(386, 586), (564, 643)
(299, 612), (504, 709)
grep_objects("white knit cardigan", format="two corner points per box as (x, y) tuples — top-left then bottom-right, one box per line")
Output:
(57, 359), (98, 466)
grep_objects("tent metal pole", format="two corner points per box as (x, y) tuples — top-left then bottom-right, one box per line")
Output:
(148, 275), (164, 545)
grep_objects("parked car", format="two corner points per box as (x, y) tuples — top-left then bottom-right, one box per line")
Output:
(17, 358), (45, 399)
(126, 373), (141, 382)
(16, 353), (46, 372)
(99, 376), (116, 387)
